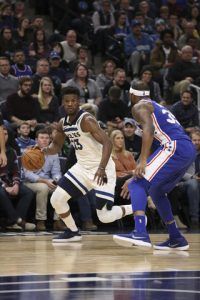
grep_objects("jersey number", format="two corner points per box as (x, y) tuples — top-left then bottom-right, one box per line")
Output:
(162, 109), (180, 125)
(71, 139), (83, 150)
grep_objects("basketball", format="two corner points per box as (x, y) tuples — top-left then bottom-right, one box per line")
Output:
(21, 147), (45, 171)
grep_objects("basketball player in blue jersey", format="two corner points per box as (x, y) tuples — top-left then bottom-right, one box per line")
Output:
(43, 86), (132, 243)
(113, 81), (196, 251)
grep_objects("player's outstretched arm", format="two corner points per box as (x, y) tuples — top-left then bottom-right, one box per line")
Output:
(132, 102), (154, 177)
(43, 122), (66, 155)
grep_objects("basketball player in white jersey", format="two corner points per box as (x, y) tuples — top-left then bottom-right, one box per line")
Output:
(43, 86), (132, 243)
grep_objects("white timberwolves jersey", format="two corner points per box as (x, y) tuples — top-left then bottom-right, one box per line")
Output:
(61, 110), (115, 170)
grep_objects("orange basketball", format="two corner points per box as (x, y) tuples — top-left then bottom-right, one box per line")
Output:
(21, 147), (45, 171)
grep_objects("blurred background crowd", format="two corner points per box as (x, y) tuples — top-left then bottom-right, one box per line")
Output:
(0, 0), (200, 233)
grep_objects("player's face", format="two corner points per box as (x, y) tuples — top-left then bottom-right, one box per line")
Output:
(191, 133), (200, 151)
(63, 94), (80, 115)
(36, 133), (50, 148)
(130, 93), (138, 106)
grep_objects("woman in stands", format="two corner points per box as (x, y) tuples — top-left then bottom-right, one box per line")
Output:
(65, 63), (102, 105)
(37, 77), (59, 125)
(110, 129), (136, 205)
(96, 59), (116, 92)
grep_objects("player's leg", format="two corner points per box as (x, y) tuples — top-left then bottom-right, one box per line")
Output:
(94, 168), (133, 224)
(149, 140), (195, 250)
(148, 185), (189, 250)
(50, 164), (90, 243)
(113, 177), (152, 248)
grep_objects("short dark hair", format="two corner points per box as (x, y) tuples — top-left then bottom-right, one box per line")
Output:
(62, 86), (80, 97)
(19, 76), (32, 86)
(35, 128), (50, 138)
(131, 80), (150, 92)
(160, 29), (174, 41)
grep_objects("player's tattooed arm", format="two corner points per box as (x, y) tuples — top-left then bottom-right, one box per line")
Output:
(132, 102), (154, 177)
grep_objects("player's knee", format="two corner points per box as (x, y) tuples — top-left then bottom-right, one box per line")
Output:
(97, 209), (112, 223)
(50, 186), (71, 212)
(128, 178), (149, 193)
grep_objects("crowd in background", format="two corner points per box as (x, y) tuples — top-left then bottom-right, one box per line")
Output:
(0, 0), (200, 232)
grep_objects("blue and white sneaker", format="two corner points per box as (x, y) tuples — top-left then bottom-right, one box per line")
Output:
(153, 236), (189, 251)
(113, 231), (152, 248)
(52, 228), (82, 243)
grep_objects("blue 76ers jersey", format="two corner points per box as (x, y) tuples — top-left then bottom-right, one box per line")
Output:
(150, 100), (191, 145)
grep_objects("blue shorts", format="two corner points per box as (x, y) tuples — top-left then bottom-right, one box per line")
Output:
(139, 139), (195, 193)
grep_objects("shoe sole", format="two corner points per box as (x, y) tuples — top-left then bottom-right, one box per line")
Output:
(52, 236), (82, 243)
(113, 235), (152, 248)
(153, 244), (189, 251)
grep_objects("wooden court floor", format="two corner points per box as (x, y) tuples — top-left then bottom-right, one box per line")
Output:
(0, 231), (199, 299)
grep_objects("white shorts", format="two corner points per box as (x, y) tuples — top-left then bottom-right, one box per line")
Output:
(58, 162), (116, 209)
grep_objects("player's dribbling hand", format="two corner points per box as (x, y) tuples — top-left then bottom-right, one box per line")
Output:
(94, 168), (108, 186)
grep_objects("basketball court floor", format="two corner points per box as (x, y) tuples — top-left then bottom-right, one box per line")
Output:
(0, 229), (199, 299)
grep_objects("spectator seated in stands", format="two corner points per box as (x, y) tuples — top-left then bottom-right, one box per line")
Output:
(110, 129), (136, 205)
(112, 10), (131, 40)
(5, 76), (41, 136)
(31, 58), (61, 100)
(177, 21), (200, 50)
(96, 59), (116, 93)
(28, 28), (51, 67)
(150, 18), (167, 45)
(0, 26), (20, 58)
(167, 45), (200, 101)
(15, 122), (36, 155)
(23, 128), (65, 231)
(122, 118), (142, 160)
(65, 63), (102, 105)
(98, 86), (129, 134)
(0, 126), (35, 231)
(48, 51), (67, 84)
(37, 77), (60, 125)
(91, 0), (115, 54)
(170, 90), (199, 134)
(0, 56), (19, 106)
(60, 29), (81, 69)
(70, 45), (93, 75)
(124, 19), (153, 78)
(10, 49), (33, 78)
(150, 29), (179, 99)
(103, 68), (130, 106)
(15, 17), (33, 49)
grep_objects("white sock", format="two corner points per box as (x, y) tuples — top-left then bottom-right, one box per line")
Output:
(62, 214), (78, 232)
